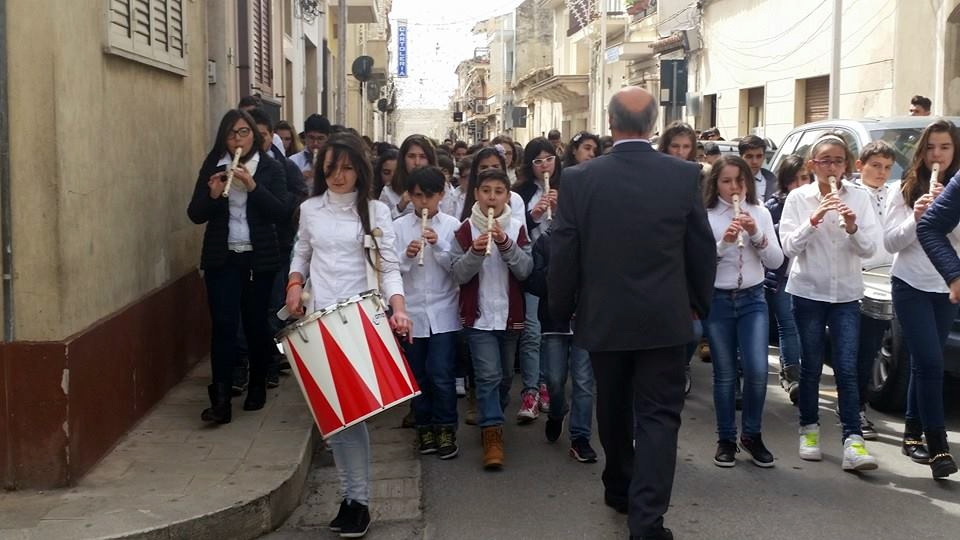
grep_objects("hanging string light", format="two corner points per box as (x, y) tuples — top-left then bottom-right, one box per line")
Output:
(295, 0), (324, 23)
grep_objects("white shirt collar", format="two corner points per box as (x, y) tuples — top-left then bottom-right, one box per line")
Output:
(613, 138), (651, 147)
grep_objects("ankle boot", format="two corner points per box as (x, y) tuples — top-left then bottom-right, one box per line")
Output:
(902, 420), (930, 463)
(244, 364), (268, 411)
(926, 429), (958, 479)
(481, 426), (504, 470)
(201, 383), (232, 424)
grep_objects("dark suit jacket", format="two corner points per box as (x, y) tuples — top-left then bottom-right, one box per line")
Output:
(759, 168), (777, 201)
(548, 141), (716, 352)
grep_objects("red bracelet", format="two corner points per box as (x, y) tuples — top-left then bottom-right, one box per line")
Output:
(286, 280), (304, 291)
(809, 217), (820, 228)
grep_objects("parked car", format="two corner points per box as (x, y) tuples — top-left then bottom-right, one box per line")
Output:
(768, 116), (960, 412)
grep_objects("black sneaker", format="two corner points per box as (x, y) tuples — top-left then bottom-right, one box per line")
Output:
(436, 426), (459, 460)
(417, 427), (438, 455)
(231, 359), (248, 396)
(713, 439), (738, 467)
(545, 417), (563, 443)
(859, 409), (878, 440)
(570, 437), (598, 463)
(328, 499), (350, 532)
(266, 371), (280, 389)
(740, 434), (775, 468)
(338, 500), (370, 538)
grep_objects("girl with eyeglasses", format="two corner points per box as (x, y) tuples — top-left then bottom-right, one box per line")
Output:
(187, 109), (289, 425)
(778, 133), (881, 471)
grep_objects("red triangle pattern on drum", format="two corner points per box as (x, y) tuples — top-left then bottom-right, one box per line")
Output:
(287, 339), (343, 435)
(357, 306), (419, 403)
(318, 319), (383, 423)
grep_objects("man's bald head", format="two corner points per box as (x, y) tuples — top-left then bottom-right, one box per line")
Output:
(608, 86), (658, 140)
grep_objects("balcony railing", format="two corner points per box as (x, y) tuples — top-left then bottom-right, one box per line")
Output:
(567, 0), (628, 36)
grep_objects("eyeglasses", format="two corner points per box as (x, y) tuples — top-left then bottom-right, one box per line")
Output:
(532, 155), (556, 166)
(305, 134), (328, 143)
(227, 127), (252, 139)
(811, 158), (846, 167)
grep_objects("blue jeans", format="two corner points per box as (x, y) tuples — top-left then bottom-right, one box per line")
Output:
(541, 334), (594, 440)
(328, 422), (370, 505)
(519, 293), (542, 392)
(704, 285), (769, 441)
(465, 328), (520, 427)
(403, 331), (458, 427)
(893, 277), (958, 432)
(857, 316), (889, 407)
(793, 297), (861, 440)
(767, 286), (801, 370)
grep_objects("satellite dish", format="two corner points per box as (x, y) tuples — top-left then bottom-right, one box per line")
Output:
(366, 81), (381, 103)
(377, 98), (389, 112)
(351, 56), (375, 82)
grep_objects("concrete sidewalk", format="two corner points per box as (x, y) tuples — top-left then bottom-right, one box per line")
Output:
(0, 364), (317, 540)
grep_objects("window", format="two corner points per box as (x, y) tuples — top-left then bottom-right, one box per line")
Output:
(251, 0), (274, 95)
(107, 0), (186, 75)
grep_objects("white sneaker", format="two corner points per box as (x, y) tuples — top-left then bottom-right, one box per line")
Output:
(455, 377), (466, 397)
(842, 435), (879, 471)
(799, 424), (822, 461)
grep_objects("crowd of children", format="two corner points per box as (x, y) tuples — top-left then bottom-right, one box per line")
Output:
(190, 106), (960, 538)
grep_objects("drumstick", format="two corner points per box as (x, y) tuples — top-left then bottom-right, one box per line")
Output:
(930, 163), (940, 195)
(544, 172), (552, 221)
(828, 176), (844, 228)
(418, 208), (428, 266)
(732, 194), (744, 248)
(222, 147), (242, 197)
(485, 207), (495, 256)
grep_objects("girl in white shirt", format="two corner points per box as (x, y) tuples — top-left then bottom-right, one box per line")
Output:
(372, 149), (398, 201)
(703, 156), (783, 468)
(394, 167), (463, 460)
(883, 119), (960, 479)
(285, 133), (412, 537)
(382, 135), (436, 219)
(779, 133), (879, 471)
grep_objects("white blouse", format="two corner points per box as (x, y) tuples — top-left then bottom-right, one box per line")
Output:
(883, 184), (960, 293)
(779, 180), (878, 303)
(290, 191), (404, 312)
(393, 212), (462, 338)
(856, 180), (894, 269)
(379, 187), (413, 219)
(707, 199), (783, 290)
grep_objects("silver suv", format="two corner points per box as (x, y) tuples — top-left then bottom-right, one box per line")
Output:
(768, 116), (960, 412)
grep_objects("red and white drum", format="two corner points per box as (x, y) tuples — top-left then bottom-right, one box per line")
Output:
(277, 290), (420, 439)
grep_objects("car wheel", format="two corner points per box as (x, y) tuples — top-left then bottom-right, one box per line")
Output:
(867, 318), (909, 412)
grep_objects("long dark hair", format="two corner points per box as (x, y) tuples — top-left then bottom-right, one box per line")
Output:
(372, 149), (399, 199)
(205, 109), (264, 168)
(657, 121), (697, 162)
(393, 135), (437, 197)
(901, 119), (960, 207)
(704, 156), (757, 208)
(312, 133), (383, 269)
(515, 137), (562, 190)
(562, 131), (601, 167)
(460, 147), (507, 221)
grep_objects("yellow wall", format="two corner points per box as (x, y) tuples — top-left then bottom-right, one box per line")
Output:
(7, 0), (208, 341)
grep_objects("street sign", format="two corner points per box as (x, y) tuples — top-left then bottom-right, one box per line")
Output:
(397, 20), (408, 78)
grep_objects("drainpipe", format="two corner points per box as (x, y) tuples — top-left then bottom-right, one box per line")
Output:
(0, 0), (14, 342)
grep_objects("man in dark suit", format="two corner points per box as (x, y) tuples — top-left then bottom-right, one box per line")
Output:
(549, 87), (715, 540)
(739, 135), (777, 201)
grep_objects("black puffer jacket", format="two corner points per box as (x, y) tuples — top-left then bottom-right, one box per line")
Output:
(187, 151), (288, 272)
(524, 227), (573, 333)
(764, 192), (790, 291)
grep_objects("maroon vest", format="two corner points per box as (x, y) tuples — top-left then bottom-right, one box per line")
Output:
(454, 220), (529, 331)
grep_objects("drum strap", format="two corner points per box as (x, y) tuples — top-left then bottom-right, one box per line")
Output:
(363, 228), (383, 293)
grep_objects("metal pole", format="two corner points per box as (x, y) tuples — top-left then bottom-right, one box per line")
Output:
(337, 0), (347, 125)
(933, 0), (946, 115)
(0, 0), (14, 341)
(828, 0), (841, 118)
(671, 60), (678, 122)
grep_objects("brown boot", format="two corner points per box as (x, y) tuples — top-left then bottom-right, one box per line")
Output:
(481, 426), (504, 470)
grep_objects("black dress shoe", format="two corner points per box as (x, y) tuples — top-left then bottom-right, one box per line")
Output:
(630, 527), (673, 540)
(243, 384), (266, 411)
(604, 492), (628, 514)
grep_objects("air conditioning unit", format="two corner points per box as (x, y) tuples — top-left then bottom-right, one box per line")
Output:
(474, 104), (489, 114)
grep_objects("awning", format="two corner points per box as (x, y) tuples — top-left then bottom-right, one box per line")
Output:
(525, 75), (590, 112)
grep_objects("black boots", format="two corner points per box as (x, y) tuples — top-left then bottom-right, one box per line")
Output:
(926, 429), (958, 479)
(901, 421), (930, 463)
(201, 382), (232, 424)
(244, 365), (268, 411)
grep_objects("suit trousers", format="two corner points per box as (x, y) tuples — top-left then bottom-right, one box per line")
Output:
(591, 345), (686, 536)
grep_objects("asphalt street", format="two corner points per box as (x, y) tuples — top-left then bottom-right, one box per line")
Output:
(420, 353), (960, 540)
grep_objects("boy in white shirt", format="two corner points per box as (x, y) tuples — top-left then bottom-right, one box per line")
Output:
(451, 169), (533, 470)
(853, 141), (896, 440)
(779, 133), (880, 471)
(395, 167), (463, 459)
